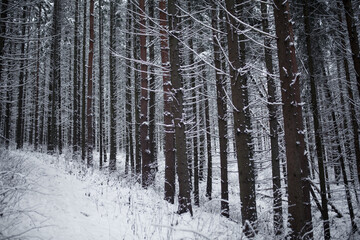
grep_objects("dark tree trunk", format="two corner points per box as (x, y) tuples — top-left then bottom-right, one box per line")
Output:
(98, 0), (104, 169)
(168, 0), (192, 215)
(125, 0), (133, 174)
(342, 0), (360, 95)
(86, 0), (94, 167)
(72, 0), (80, 159)
(109, 0), (117, 171)
(81, 0), (87, 162)
(139, 0), (152, 188)
(34, 4), (42, 151)
(16, 7), (27, 150)
(148, 0), (157, 173)
(273, 0), (313, 239)
(340, 0), (360, 186)
(224, 0), (257, 234)
(187, 0), (199, 206)
(303, 1), (330, 238)
(210, 2), (228, 216)
(133, 1), (141, 176)
(160, 0), (175, 204)
(260, 1), (283, 235)
(0, 0), (8, 85)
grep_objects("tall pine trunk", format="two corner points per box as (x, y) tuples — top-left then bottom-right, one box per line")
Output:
(160, 0), (175, 204)
(273, 0), (313, 238)
(139, 0), (152, 187)
(224, 0), (257, 235)
(72, 0), (80, 159)
(303, 1), (330, 238)
(109, 0), (117, 171)
(125, 0), (134, 174)
(340, 0), (360, 186)
(81, 0), (87, 162)
(260, 1), (283, 234)
(168, 0), (192, 215)
(98, 0), (104, 169)
(86, 0), (94, 167)
(210, 2), (229, 216)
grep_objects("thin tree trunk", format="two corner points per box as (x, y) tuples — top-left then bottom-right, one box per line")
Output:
(86, 0), (94, 167)
(98, 0), (104, 169)
(339, 0), (360, 186)
(160, 0), (175, 204)
(81, 0), (87, 162)
(260, 0), (283, 235)
(34, 4), (41, 151)
(187, 0), (199, 206)
(109, 0), (117, 171)
(133, 1), (141, 176)
(72, 0), (80, 159)
(125, 0), (133, 174)
(210, 2), (228, 216)
(16, 6), (27, 150)
(273, 0), (313, 239)
(148, 0), (157, 173)
(303, 1), (330, 238)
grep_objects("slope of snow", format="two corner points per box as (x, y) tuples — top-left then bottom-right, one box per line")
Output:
(3, 150), (243, 240)
(3, 149), (360, 239)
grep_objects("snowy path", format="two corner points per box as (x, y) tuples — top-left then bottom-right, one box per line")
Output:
(9, 151), (241, 240)
(16, 152), (127, 240)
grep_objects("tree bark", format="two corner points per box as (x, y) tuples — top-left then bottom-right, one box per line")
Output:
(139, 0), (152, 187)
(81, 0), (87, 162)
(273, 0), (313, 238)
(148, 0), (157, 173)
(98, 0), (104, 169)
(109, 0), (117, 171)
(125, 0), (133, 174)
(224, 0), (257, 234)
(168, 0), (192, 215)
(210, 2), (228, 216)
(260, 0), (283, 235)
(86, 0), (94, 167)
(160, 0), (175, 204)
(302, 1), (330, 238)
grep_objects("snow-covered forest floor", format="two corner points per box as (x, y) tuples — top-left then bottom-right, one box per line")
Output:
(1, 149), (360, 239)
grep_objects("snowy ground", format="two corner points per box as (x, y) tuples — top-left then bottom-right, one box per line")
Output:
(2, 149), (360, 239)
(2, 150), (243, 240)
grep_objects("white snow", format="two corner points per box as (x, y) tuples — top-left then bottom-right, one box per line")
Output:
(3, 150), (243, 240)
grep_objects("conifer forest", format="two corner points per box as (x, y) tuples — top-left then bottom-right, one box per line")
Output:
(1, 0), (360, 239)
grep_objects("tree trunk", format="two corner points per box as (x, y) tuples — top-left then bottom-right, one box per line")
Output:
(98, 0), (104, 169)
(224, 0), (257, 234)
(16, 7), (27, 150)
(340, 0), (360, 186)
(303, 1), (330, 238)
(148, 0), (157, 173)
(109, 0), (117, 171)
(125, 0), (133, 174)
(139, 0), (152, 187)
(72, 0), (80, 159)
(168, 0), (192, 215)
(34, 4), (42, 151)
(210, 2), (229, 216)
(81, 0), (87, 162)
(86, 0), (94, 167)
(342, 0), (360, 95)
(160, 0), (175, 204)
(273, 0), (313, 239)
(133, 1), (141, 176)
(260, 0), (283, 235)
